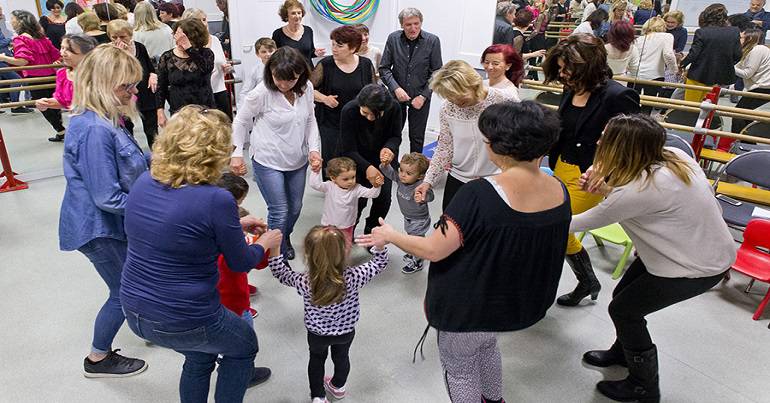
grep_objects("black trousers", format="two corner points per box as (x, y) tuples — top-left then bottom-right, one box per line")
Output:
(400, 98), (431, 153)
(609, 258), (725, 352)
(123, 110), (159, 149)
(29, 87), (65, 133)
(731, 87), (770, 134)
(213, 90), (233, 121)
(307, 330), (355, 399)
(441, 173), (466, 211)
(318, 124), (342, 179)
(357, 176), (392, 234)
(631, 77), (664, 115)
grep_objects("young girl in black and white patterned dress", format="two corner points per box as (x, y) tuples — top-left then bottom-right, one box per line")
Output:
(268, 225), (389, 403)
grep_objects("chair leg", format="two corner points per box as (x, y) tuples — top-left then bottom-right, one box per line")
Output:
(612, 243), (633, 280)
(746, 279), (756, 293)
(752, 287), (770, 321)
(591, 234), (604, 247)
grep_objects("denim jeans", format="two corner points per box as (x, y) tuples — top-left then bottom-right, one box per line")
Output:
(251, 159), (307, 254)
(124, 306), (258, 403)
(240, 309), (254, 329)
(77, 237), (128, 354)
(0, 62), (21, 103)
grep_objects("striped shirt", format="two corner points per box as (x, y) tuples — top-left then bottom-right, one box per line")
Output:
(269, 248), (388, 336)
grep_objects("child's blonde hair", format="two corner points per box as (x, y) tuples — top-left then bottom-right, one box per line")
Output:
(304, 226), (348, 306)
(326, 157), (357, 178)
(400, 152), (430, 176)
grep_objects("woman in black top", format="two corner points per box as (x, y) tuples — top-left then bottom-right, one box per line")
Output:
(358, 101), (570, 403)
(108, 20), (159, 148)
(40, 0), (66, 49)
(272, 0), (325, 67)
(155, 18), (215, 128)
(311, 26), (376, 173)
(542, 33), (640, 307)
(340, 84), (402, 235)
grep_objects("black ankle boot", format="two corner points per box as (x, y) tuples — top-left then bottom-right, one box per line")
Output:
(583, 340), (627, 368)
(557, 248), (601, 306)
(597, 345), (660, 403)
(284, 238), (295, 260)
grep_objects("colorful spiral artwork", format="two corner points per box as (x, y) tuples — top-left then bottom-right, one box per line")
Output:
(309, 0), (379, 24)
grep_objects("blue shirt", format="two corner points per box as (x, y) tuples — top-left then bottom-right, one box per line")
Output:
(120, 173), (266, 328)
(59, 111), (148, 251)
(745, 9), (770, 44)
(667, 26), (689, 53)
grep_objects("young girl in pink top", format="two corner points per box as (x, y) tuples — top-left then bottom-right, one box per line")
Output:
(0, 10), (64, 141)
(36, 34), (97, 111)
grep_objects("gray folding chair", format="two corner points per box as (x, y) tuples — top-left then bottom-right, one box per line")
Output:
(712, 150), (770, 228)
(665, 132), (695, 158)
(731, 121), (770, 155)
(663, 109), (722, 149)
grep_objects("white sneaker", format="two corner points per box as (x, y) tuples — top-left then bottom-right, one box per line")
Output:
(311, 398), (329, 403)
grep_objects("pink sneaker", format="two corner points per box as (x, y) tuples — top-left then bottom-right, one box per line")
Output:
(310, 398), (329, 403)
(323, 376), (346, 399)
(248, 284), (258, 296)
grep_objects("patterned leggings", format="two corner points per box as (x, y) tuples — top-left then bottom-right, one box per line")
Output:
(437, 331), (503, 403)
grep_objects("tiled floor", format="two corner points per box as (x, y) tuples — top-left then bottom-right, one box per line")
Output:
(1, 91), (769, 403)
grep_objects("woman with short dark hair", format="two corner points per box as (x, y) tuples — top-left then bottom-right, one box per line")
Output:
(542, 33), (640, 307)
(231, 47), (322, 260)
(155, 18), (215, 127)
(64, 2), (84, 35)
(311, 25), (376, 173)
(40, 0), (67, 48)
(339, 84), (403, 234)
(358, 100), (571, 403)
(272, 0), (325, 66)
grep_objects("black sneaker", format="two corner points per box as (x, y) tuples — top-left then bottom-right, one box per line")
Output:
(11, 107), (33, 114)
(83, 349), (148, 378)
(401, 256), (423, 274)
(284, 239), (295, 260)
(48, 131), (65, 142)
(248, 366), (271, 387)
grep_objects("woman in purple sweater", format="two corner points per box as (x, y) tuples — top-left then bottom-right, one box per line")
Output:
(120, 106), (283, 403)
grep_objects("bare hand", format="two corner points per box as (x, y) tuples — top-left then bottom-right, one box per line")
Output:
(411, 95), (425, 110)
(175, 30), (192, 50)
(315, 48), (326, 57)
(308, 151), (323, 173)
(379, 148), (395, 165)
(366, 165), (384, 187)
(35, 98), (59, 111)
(414, 182), (431, 204)
(230, 156), (247, 176)
(524, 49), (547, 60)
(240, 215), (268, 235)
(394, 87), (411, 103)
(579, 166), (611, 196)
(222, 62), (233, 74)
(322, 94), (339, 108)
(256, 229), (283, 251)
(355, 217), (392, 249)
(148, 73), (158, 93)
(157, 110), (168, 128)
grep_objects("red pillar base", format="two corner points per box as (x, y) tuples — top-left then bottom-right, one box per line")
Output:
(0, 171), (28, 193)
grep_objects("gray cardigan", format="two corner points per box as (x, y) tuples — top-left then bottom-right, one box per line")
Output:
(379, 30), (443, 100)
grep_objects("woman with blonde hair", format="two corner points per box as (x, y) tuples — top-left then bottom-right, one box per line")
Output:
(574, 114), (735, 402)
(121, 105), (283, 402)
(133, 1), (174, 61)
(633, 0), (656, 26)
(609, 0), (633, 23)
(58, 44), (147, 378)
(413, 60), (515, 210)
(77, 11), (109, 44)
(631, 16), (677, 113)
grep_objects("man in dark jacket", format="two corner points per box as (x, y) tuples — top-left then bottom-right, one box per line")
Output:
(380, 7), (443, 154)
(745, 0), (770, 44)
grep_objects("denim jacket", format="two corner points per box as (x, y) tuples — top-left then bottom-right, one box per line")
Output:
(59, 110), (149, 251)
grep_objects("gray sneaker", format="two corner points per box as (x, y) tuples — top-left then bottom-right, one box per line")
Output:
(83, 349), (148, 378)
(401, 256), (423, 274)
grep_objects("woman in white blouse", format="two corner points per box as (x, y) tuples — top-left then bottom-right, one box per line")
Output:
(481, 44), (523, 100)
(731, 28), (770, 135)
(631, 16), (676, 113)
(572, 8), (608, 37)
(183, 8), (233, 119)
(605, 20), (640, 79)
(413, 60), (515, 209)
(230, 47), (322, 260)
(574, 114), (734, 403)
(133, 1), (174, 61)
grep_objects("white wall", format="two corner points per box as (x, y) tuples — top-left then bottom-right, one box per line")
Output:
(670, 0), (754, 27)
(228, 0), (496, 132)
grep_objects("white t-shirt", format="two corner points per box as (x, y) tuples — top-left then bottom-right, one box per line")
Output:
(232, 81), (321, 171)
(65, 18), (82, 35)
(209, 35), (227, 93)
(358, 45), (382, 71)
(571, 21), (595, 36)
(133, 25), (175, 60)
(483, 79), (521, 102)
(309, 170), (381, 228)
(239, 59), (265, 104)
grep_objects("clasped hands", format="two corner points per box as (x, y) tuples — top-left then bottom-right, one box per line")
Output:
(394, 88), (426, 110)
(579, 166), (612, 196)
(240, 216), (283, 251)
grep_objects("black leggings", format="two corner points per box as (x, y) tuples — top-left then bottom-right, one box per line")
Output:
(442, 173), (466, 211)
(29, 87), (65, 133)
(307, 330), (355, 399)
(357, 176), (392, 234)
(731, 87), (770, 134)
(213, 90), (233, 121)
(609, 258), (725, 351)
(631, 77), (664, 115)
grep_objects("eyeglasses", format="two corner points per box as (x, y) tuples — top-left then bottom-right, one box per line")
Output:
(119, 82), (140, 92)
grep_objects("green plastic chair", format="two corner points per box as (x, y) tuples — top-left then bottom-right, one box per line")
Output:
(577, 223), (633, 279)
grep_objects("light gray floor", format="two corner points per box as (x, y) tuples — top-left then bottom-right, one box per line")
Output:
(2, 92), (770, 403)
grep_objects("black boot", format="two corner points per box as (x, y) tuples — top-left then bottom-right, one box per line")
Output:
(597, 346), (660, 403)
(556, 248), (601, 306)
(284, 237), (295, 260)
(583, 340), (627, 368)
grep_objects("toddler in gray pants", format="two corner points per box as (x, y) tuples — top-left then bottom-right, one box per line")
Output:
(380, 152), (434, 273)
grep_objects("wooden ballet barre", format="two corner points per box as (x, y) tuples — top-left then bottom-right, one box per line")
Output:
(0, 63), (60, 73)
(0, 83), (55, 94)
(0, 100), (38, 109)
(660, 122), (770, 145)
(0, 76), (56, 85)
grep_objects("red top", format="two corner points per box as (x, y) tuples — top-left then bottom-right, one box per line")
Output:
(217, 234), (268, 316)
(12, 35), (60, 77)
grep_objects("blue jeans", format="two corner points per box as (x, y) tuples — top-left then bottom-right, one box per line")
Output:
(124, 306), (258, 403)
(241, 309), (254, 328)
(0, 62), (21, 103)
(251, 159), (307, 253)
(78, 237), (128, 354)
